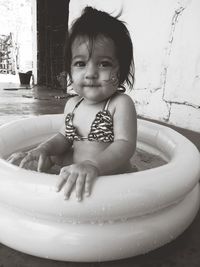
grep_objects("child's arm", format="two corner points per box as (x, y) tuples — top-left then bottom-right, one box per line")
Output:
(8, 133), (72, 172)
(8, 99), (73, 171)
(89, 94), (137, 174)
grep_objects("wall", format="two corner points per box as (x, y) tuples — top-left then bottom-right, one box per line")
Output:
(69, 0), (200, 132)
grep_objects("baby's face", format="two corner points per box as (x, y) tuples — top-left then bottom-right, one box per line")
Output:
(70, 35), (120, 103)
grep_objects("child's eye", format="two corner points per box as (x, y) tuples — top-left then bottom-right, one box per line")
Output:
(99, 61), (112, 67)
(73, 61), (86, 67)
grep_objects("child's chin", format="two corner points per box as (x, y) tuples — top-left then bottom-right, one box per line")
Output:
(84, 92), (101, 101)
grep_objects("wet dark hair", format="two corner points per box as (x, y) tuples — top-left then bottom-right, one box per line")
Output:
(65, 6), (135, 91)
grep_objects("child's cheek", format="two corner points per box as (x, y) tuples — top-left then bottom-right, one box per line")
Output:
(101, 69), (119, 87)
(71, 70), (83, 84)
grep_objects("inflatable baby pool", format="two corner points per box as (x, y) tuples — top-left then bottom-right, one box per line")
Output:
(0, 114), (199, 262)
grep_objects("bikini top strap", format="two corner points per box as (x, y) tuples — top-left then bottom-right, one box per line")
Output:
(104, 97), (112, 111)
(72, 97), (84, 113)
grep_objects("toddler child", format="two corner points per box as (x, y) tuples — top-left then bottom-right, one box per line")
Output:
(8, 6), (137, 201)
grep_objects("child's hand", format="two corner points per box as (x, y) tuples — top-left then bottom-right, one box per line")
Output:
(56, 161), (99, 201)
(7, 147), (52, 172)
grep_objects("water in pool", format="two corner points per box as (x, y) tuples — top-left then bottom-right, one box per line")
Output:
(9, 147), (166, 173)
(130, 148), (166, 172)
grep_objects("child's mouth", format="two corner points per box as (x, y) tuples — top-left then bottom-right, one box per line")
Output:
(84, 84), (100, 88)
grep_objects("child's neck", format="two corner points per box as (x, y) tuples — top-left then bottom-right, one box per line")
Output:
(82, 98), (107, 106)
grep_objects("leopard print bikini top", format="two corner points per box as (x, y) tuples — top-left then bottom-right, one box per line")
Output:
(65, 97), (114, 143)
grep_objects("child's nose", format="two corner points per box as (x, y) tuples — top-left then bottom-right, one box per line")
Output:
(85, 63), (98, 79)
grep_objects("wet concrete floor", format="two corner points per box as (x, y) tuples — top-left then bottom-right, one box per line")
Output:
(0, 77), (200, 267)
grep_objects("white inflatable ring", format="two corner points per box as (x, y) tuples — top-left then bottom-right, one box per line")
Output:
(0, 114), (199, 262)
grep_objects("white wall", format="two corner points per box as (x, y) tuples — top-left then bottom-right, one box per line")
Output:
(69, 0), (200, 132)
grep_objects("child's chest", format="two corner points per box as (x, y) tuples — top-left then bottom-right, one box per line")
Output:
(72, 105), (104, 136)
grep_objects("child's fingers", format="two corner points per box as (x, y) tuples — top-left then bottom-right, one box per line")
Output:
(19, 154), (34, 168)
(38, 154), (45, 172)
(63, 173), (77, 200)
(84, 174), (93, 197)
(76, 174), (86, 201)
(55, 173), (68, 192)
(7, 152), (26, 164)
(37, 153), (51, 172)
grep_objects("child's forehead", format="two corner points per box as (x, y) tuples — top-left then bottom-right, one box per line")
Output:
(71, 35), (116, 54)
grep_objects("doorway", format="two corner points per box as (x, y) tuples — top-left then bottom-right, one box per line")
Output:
(0, 0), (33, 83)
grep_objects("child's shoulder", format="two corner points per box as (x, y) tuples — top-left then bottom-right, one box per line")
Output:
(111, 92), (135, 107)
(63, 95), (82, 113)
(109, 93), (136, 118)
